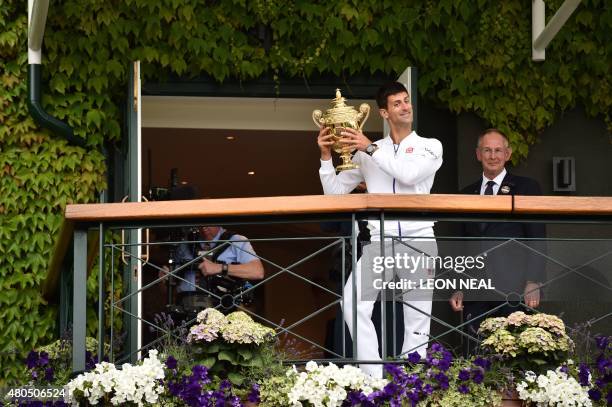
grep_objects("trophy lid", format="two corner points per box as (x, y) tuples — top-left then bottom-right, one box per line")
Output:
(326, 89), (358, 120)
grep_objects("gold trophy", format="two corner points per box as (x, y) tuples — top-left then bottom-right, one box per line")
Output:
(312, 89), (370, 172)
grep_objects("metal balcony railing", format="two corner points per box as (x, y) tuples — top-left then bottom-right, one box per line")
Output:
(42, 194), (612, 373)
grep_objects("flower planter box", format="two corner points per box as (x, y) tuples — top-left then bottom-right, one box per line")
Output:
(500, 389), (524, 407)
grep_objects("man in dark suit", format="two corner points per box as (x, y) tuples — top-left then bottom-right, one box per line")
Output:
(449, 128), (546, 353)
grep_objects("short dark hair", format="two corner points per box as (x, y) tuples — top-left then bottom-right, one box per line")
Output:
(376, 82), (409, 109)
(477, 128), (510, 148)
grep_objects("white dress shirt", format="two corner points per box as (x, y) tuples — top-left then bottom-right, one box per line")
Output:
(479, 168), (507, 195)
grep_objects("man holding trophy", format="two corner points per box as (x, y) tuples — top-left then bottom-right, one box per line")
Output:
(316, 82), (443, 378)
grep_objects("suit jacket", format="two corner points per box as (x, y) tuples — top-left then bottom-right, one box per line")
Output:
(460, 172), (546, 296)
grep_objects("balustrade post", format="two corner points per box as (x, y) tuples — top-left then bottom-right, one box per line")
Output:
(72, 229), (87, 373)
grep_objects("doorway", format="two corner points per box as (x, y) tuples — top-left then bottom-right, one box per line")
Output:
(139, 95), (382, 358)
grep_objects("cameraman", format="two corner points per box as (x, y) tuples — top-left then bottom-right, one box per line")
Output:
(175, 225), (264, 295)
(158, 186), (264, 311)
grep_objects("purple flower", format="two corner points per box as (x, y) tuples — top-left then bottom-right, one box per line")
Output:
(167, 380), (182, 396)
(560, 365), (569, 374)
(473, 357), (491, 371)
(458, 384), (470, 394)
(458, 369), (470, 381)
(406, 388), (420, 403)
(606, 390), (612, 404)
(85, 351), (97, 371)
(45, 367), (54, 382)
(382, 381), (400, 397)
(595, 335), (610, 351)
(406, 374), (422, 388)
(588, 388), (602, 401)
(434, 372), (449, 390)
(191, 364), (210, 383)
(407, 352), (421, 364)
(437, 357), (451, 371)
(366, 390), (386, 403)
(596, 354), (611, 374)
(423, 384), (434, 395)
(165, 355), (177, 370)
(471, 368), (484, 384)
(26, 351), (39, 369)
(345, 390), (367, 406)
(247, 383), (260, 403)
(38, 352), (49, 367)
(426, 343), (453, 371)
(384, 363), (405, 379)
(228, 395), (241, 406)
(31, 370), (38, 379)
(219, 379), (231, 391)
(211, 389), (225, 406)
(578, 363), (590, 386)
(430, 343), (444, 353)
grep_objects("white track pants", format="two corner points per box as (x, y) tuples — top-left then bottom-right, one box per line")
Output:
(342, 236), (436, 378)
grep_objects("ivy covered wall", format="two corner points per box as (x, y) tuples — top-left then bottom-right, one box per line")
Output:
(0, 0), (609, 383)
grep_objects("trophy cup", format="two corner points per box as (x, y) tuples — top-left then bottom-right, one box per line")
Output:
(312, 89), (370, 172)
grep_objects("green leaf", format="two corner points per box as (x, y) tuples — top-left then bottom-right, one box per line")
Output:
(199, 356), (216, 368)
(247, 355), (264, 368)
(206, 343), (220, 353)
(237, 347), (253, 361)
(227, 372), (244, 386)
(340, 5), (358, 21)
(217, 350), (237, 364)
(86, 110), (102, 127)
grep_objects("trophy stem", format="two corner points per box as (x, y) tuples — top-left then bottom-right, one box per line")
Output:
(336, 148), (359, 172)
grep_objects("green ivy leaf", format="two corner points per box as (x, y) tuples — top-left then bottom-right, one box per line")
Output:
(86, 110), (102, 127)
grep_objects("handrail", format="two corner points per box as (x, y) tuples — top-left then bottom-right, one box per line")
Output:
(43, 193), (612, 301)
(513, 195), (612, 214)
(63, 194), (512, 222)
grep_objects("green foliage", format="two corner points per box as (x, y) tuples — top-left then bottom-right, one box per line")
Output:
(424, 359), (503, 407)
(0, 0), (609, 384)
(258, 374), (295, 407)
(193, 340), (267, 386)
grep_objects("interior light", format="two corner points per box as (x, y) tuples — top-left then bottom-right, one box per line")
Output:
(247, 171), (255, 175)
(226, 136), (235, 140)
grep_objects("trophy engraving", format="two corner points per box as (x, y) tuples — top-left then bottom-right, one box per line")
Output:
(312, 89), (371, 172)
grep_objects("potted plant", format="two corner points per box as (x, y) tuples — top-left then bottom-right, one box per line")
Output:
(478, 311), (606, 406)
(185, 308), (279, 387)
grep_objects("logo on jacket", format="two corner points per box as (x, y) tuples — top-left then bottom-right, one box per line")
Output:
(424, 147), (438, 158)
(500, 185), (511, 194)
(406, 147), (414, 153)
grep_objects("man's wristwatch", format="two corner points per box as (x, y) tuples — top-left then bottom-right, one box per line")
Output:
(365, 143), (379, 156)
(221, 263), (229, 276)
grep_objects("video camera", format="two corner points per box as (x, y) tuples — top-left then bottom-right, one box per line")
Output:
(165, 227), (254, 316)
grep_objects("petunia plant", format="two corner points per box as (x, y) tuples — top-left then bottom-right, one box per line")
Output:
(23, 336), (107, 389)
(576, 335), (612, 406)
(369, 344), (502, 407)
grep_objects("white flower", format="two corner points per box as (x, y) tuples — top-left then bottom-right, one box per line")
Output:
(517, 367), (592, 407)
(286, 362), (387, 407)
(65, 349), (165, 406)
